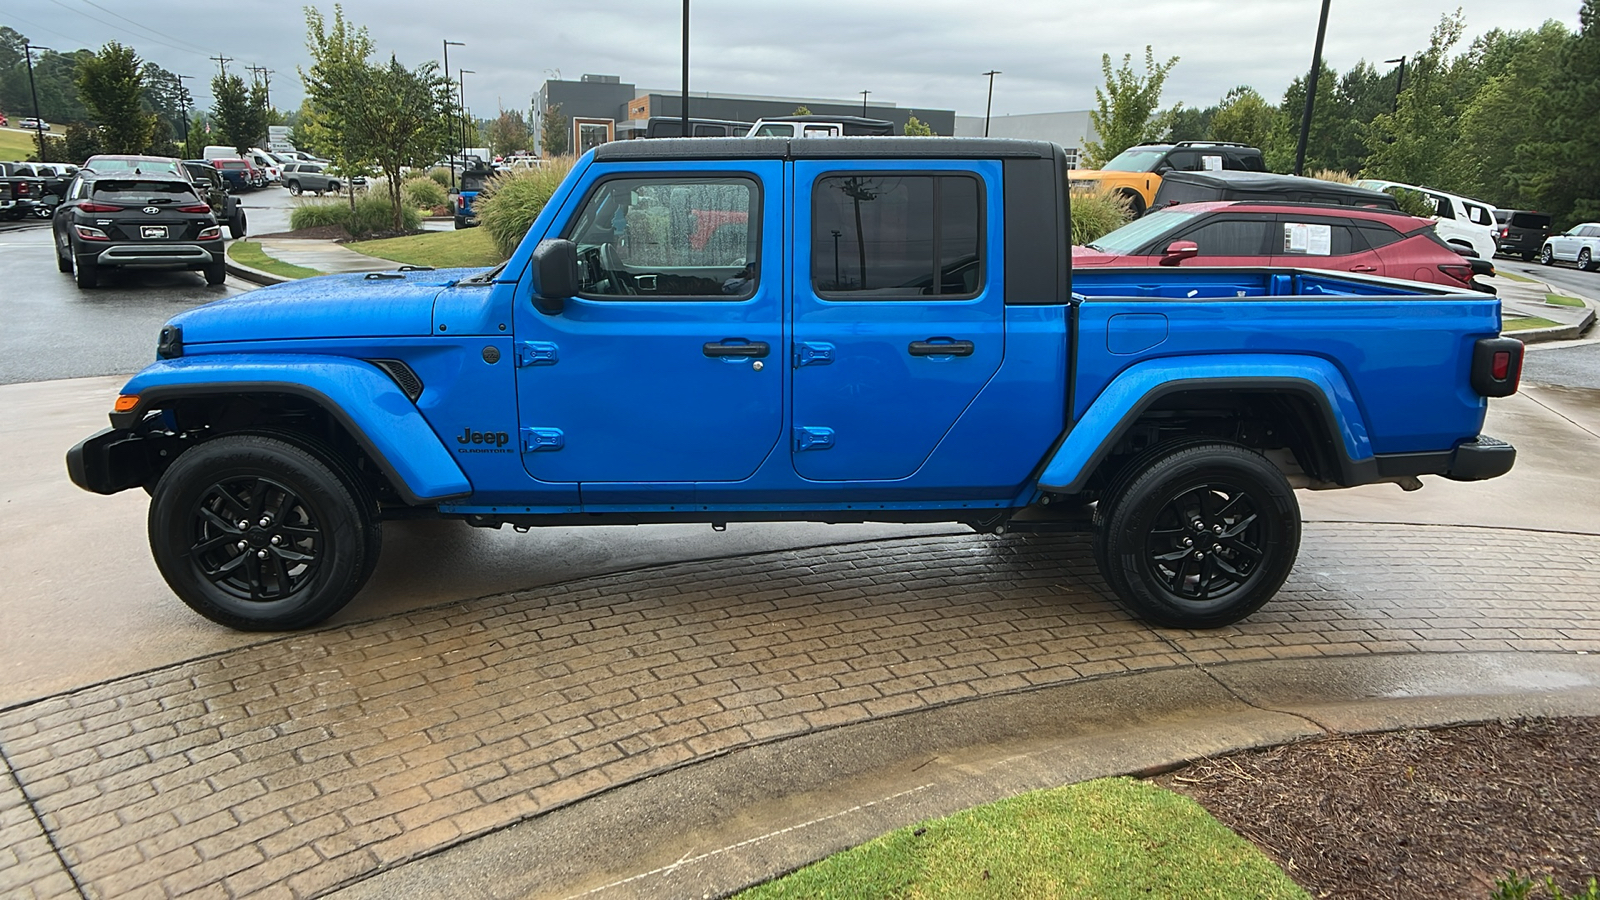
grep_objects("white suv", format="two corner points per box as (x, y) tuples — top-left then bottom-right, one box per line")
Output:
(1539, 222), (1600, 271)
(1355, 179), (1498, 260)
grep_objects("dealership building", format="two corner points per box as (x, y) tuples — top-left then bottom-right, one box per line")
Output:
(535, 74), (957, 152)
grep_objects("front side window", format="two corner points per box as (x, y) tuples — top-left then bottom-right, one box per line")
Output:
(1179, 217), (1272, 256)
(811, 174), (982, 298)
(565, 176), (758, 299)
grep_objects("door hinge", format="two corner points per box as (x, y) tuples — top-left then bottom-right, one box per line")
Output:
(521, 427), (565, 452)
(793, 426), (835, 452)
(515, 341), (560, 367)
(793, 341), (835, 368)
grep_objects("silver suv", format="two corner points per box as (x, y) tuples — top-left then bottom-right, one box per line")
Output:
(281, 163), (347, 196)
(1539, 222), (1600, 271)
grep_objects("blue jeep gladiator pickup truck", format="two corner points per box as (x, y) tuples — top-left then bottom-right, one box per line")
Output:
(67, 138), (1523, 632)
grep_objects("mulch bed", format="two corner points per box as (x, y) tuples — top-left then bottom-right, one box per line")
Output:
(1157, 717), (1600, 899)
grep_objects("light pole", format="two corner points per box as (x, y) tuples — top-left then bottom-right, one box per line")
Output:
(1292, 0), (1332, 176)
(1384, 56), (1407, 113)
(22, 42), (51, 162)
(681, 0), (690, 138)
(982, 70), (1000, 137)
(860, 90), (870, 117)
(458, 70), (474, 167)
(176, 74), (194, 158)
(443, 40), (464, 189)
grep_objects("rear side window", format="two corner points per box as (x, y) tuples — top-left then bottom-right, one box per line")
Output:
(1278, 220), (1361, 256)
(1355, 222), (1403, 249)
(811, 174), (983, 298)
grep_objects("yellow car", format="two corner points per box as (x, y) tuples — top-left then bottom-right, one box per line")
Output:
(1069, 141), (1265, 215)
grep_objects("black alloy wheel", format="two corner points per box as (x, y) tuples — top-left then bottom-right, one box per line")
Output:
(1097, 442), (1299, 629)
(150, 434), (377, 630)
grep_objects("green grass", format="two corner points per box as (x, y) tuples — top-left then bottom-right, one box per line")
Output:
(227, 240), (322, 279)
(1545, 293), (1585, 308)
(0, 128), (64, 161)
(1503, 316), (1559, 332)
(1498, 270), (1537, 283)
(736, 777), (1309, 900)
(346, 228), (502, 270)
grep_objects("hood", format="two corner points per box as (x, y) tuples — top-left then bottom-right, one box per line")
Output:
(1068, 169), (1110, 183)
(171, 270), (459, 344)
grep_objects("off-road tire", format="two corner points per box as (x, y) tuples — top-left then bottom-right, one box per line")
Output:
(149, 434), (376, 631)
(1096, 442), (1300, 629)
(228, 209), (247, 239)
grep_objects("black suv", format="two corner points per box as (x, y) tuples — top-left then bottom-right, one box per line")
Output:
(1493, 209), (1553, 261)
(54, 166), (226, 288)
(1149, 171), (1399, 214)
(181, 160), (247, 238)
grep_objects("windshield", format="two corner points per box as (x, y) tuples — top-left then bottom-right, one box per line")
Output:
(1100, 147), (1170, 172)
(1084, 208), (1200, 253)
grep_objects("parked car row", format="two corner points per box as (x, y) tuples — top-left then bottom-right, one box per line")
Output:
(0, 161), (78, 219)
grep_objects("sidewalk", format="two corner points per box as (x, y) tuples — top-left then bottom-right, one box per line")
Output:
(1488, 270), (1597, 342)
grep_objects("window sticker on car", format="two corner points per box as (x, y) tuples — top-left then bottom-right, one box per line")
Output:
(1201, 155), (1223, 171)
(1284, 223), (1332, 255)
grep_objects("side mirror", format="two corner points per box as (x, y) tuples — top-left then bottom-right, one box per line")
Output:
(1160, 240), (1199, 266)
(530, 238), (579, 315)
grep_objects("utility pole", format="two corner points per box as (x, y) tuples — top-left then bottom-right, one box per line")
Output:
(680, 0), (690, 138)
(860, 90), (870, 117)
(443, 40), (463, 189)
(22, 41), (50, 162)
(210, 54), (232, 79)
(176, 74), (194, 158)
(1292, 0), (1332, 176)
(245, 65), (273, 107)
(982, 70), (1001, 137)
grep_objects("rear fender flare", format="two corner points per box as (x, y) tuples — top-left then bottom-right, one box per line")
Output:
(113, 354), (472, 505)
(1037, 354), (1372, 494)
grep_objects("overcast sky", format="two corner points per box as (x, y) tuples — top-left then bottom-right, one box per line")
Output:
(4, 0), (1582, 118)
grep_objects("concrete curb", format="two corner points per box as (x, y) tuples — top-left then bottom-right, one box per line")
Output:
(223, 239), (292, 286)
(1495, 270), (1598, 343)
(330, 652), (1600, 900)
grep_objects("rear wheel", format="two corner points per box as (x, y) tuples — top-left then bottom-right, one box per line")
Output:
(74, 256), (99, 289)
(55, 234), (72, 273)
(228, 208), (247, 239)
(148, 434), (377, 631)
(1096, 442), (1300, 629)
(203, 261), (226, 285)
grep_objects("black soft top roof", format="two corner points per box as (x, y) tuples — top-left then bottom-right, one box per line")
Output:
(591, 136), (1062, 162)
(1159, 169), (1394, 202)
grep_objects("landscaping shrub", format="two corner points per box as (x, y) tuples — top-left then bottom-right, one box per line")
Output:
(402, 176), (447, 211)
(1071, 186), (1133, 245)
(475, 158), (576, 259)
(1308, 168), (1356, 184)
(428, 167), (451, 187)
(288, 195), (421, 237)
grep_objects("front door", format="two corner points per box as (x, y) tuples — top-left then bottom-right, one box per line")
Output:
(515, 162), (783, 488)
(790, 160), (1004, 482)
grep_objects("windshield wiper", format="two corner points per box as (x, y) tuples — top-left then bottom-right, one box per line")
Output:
(461, 262), (508, 285)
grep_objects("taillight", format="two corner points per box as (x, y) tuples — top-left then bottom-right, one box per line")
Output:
(197, 225), (222, 240)
(77, 201), (121, 212)
(1471, 337), (1523, 397)
(1437, 263), (1474, 286)
(74, 224), (110, 241)
(178, 203), (213, 213)
(1499, 227), (1508, 238)
(456, 194), (466, 210)
(16, 183), (30, 196)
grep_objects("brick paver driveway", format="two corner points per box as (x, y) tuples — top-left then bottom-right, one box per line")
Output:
(4, 523), (1599, 899)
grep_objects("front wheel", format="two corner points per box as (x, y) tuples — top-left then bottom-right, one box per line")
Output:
(1580, 248), (1594, 272)
(148, 434), (379, 631)
(1095, 442), (1300, 629)
(1540, 244), (1555, 266)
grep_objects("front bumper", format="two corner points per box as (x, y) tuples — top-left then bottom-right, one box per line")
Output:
(67, 427), (161, 495)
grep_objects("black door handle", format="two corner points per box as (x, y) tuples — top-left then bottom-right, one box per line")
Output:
(703, 340), (770, 358)
(908, 340), (975, 357)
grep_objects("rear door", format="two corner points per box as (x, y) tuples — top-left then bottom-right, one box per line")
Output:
(1269, 214), (1381, 275)
(790, 160), (1003, 481)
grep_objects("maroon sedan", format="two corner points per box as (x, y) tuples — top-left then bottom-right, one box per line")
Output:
(1075, 202), (1481, 290)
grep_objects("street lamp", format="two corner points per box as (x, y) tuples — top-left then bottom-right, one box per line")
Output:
(22, 42), (51, 162)
(458, 70), (474, 168)
(860, 90), (870, 117)
(176, 74), (194, 158)
(443, 40), (464, 190)
(1384, 56), (1407, 113)
(982, 70), (1001, 137)
(1292, 0), (1332, 176)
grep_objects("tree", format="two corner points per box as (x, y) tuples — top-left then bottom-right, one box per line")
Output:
(1208, 86), (1277, 151)
(75, 42), (156, 154)
(1166, 104), (1216, 143)
(1454, 22), (1571, 209)
(301, 6), (379, 211)
(64, 121), (104, 160)
(903, 115), (934, 136)
(1361, 12), (1467, 187)
(1517, 1), (1599, 224)
(487, 109), (531, 157)
(1081, 46), (1179, 167)
(211, 73), (268, 154)
(1263, 61), (1344, 173)
(792, 105), (812, 115)
(540, 102), (569, 156)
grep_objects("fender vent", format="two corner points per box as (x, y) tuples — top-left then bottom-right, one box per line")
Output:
(368, 358), (424, 401)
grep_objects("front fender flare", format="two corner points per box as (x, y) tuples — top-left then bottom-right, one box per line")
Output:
(1038, 354), (1372, 494)
(112, 354), (472, 505)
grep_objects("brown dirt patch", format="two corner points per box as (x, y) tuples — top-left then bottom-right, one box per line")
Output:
(251, 224), (353, 241)
(1158, 717), (1600, 899)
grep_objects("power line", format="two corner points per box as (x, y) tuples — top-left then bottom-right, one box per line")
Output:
(71, 0), (214, 56)
(45, 0), (218, 61)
